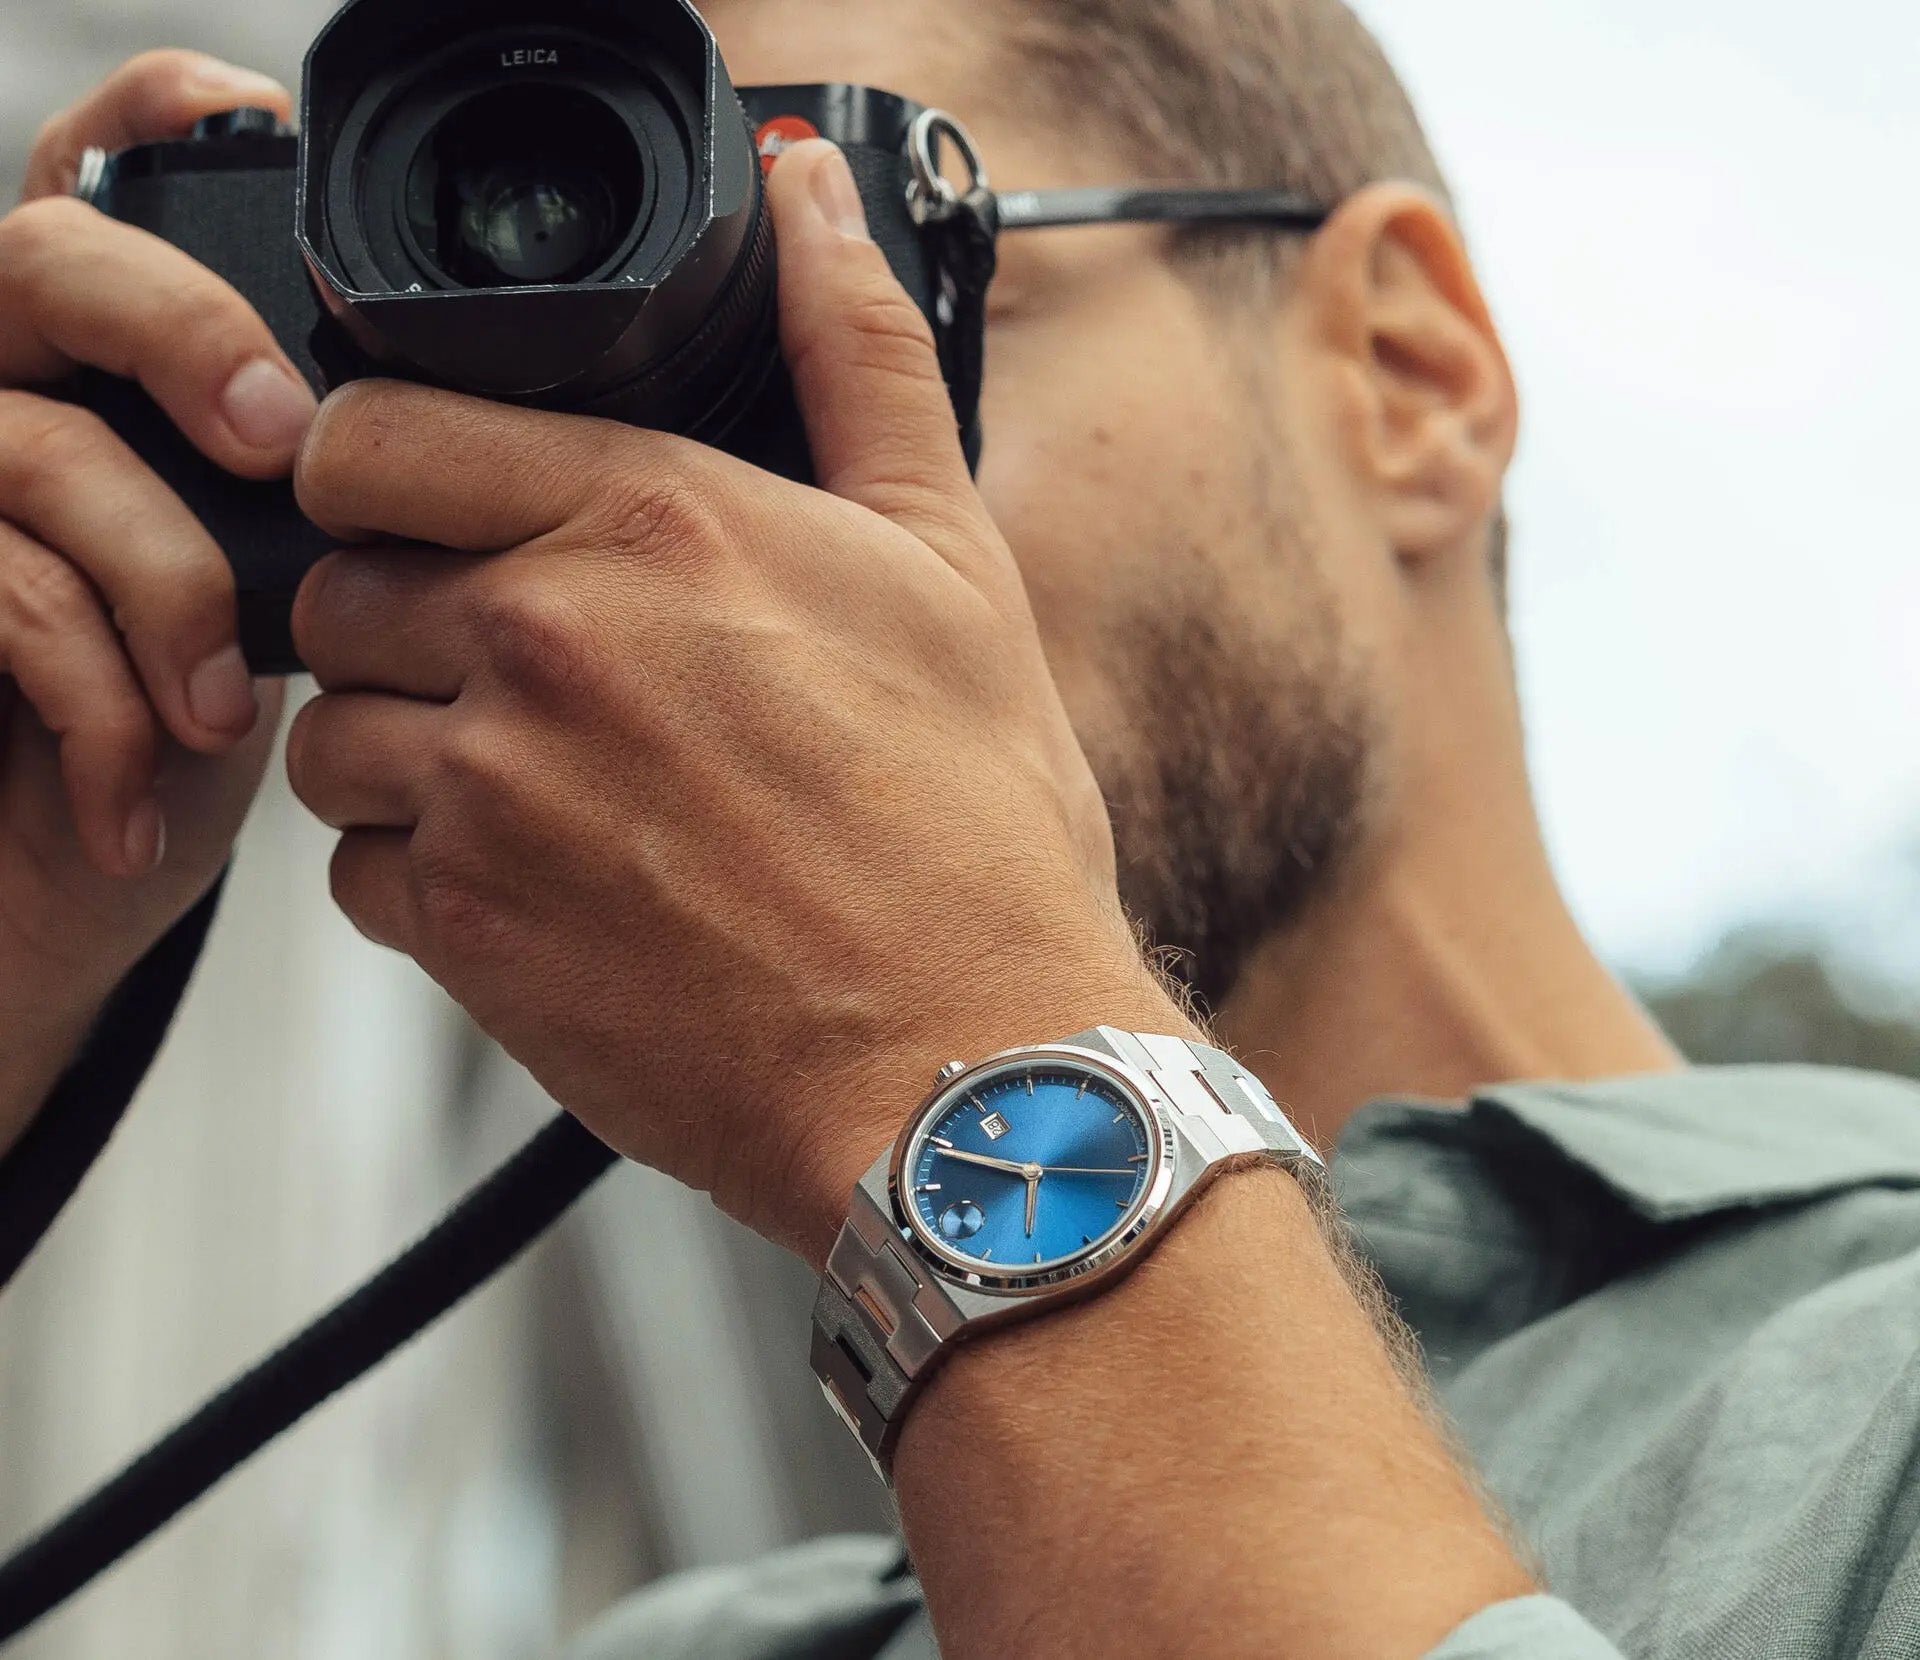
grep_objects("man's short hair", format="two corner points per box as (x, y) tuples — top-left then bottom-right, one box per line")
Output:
(998, 0), (1451, 214)
(992, 0), (1510, 606)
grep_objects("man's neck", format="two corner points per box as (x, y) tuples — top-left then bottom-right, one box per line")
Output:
(1215, 781), (1681, 1154)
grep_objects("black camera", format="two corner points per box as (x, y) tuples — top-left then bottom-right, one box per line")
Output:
(70, 0), (997, 671)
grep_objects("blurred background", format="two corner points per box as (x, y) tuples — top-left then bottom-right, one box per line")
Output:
(0, 1), (1914, 1656)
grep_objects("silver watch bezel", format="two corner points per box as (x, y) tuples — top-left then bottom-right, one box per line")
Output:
(887, 1043), (1179, 1296)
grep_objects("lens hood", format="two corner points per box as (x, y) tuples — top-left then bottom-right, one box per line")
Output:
(295, 0), (766, 414)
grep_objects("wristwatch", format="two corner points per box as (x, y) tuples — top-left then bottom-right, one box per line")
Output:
(810, 1026), (1324, 1476)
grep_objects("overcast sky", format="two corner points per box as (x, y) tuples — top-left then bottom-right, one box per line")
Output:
(1354, 0), (1920, 974)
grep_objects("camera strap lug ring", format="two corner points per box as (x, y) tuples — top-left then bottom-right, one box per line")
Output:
(906, 109), (990, 227)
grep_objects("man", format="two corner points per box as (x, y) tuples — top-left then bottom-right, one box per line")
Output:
(2, 5), (1917, 1658)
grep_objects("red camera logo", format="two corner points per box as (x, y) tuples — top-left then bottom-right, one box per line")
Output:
(755, 115), (820, 174)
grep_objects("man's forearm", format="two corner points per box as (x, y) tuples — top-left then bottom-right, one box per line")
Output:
(892, 1159), (1536, 1659)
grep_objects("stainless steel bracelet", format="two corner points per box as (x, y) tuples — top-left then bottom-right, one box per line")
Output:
(810, 1027), (1324, 1478)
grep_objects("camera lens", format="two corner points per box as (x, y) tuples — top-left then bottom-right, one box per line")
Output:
(406, 84), (643, 289)
(445, 163), (611, 287)
(303, 5), (774, 426)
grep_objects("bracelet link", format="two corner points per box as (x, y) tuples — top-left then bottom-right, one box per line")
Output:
(815, 1183), (973, 1472)
(1092, 1026), (1321, 1171)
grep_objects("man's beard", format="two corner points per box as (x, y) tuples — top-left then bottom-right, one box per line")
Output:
(1086, 561), (1374, 1014)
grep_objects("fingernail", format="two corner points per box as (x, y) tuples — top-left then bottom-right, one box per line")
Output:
(124, 798), (166, 877)
(806, 143), (871, 242)
(185, 56), (289, 104)
(221, 358), (317, 455)
(188, 643), (257, 735)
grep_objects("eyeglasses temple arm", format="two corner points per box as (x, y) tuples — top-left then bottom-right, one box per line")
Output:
(992, 187), (1333, 233)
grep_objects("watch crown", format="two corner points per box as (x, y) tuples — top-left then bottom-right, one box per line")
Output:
(935, 1060), (968, 1083)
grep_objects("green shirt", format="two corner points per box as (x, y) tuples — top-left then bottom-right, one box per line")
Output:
(572, 1066), (1920, 1659)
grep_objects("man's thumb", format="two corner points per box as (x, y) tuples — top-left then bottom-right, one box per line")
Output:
(766, 140), (986, 559)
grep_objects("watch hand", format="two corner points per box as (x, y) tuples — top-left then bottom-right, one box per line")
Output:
(1040, 1166), (1140, 1177)
(1025, 1173), (1039, 1237)
(933, 1147), (1032, 1178)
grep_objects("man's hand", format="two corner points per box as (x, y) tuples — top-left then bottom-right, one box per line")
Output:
(0, 53), (303, 1148)
(287, 140), (1173, 1263)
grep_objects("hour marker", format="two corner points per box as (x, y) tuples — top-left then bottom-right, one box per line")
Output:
(980, 1248), (993, 1261)
(1116, 1198), (1130, 1209)
(931, 1135), (954, 1149)
(1076, 1078), (1089, 1099)
(1082, 1235), (1094, 1246)
(1034, 1252), (1042, 1264)
(1026, 1074), (1034, 1096)
(917, 1183), (942, 1194)
(969, 1095), (988, 1114)
(1112, 1112), (1128, 1124)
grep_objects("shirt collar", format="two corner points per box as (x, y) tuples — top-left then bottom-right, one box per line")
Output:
(1339, 1065), (1920, 1225)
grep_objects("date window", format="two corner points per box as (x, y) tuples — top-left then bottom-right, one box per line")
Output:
(980, 1112), (1012, 1142)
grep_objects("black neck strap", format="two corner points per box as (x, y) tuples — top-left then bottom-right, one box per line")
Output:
(0, 892), (615, 1645)
(0, 889), (224, 1297)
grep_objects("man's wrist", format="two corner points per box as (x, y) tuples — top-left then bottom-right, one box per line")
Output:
(890, 1161), (1537, 1658)
(786, 959), (1198, 1272)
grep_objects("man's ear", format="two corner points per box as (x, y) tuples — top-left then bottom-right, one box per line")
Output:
(1287, 182), (1518, 574)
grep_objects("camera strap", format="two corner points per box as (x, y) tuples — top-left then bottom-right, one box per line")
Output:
(929, 185), (1000, 472)
(0, 890), (223, 1297)
(901, 108), (1000, 470)
(0, 891), (617, 1643)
